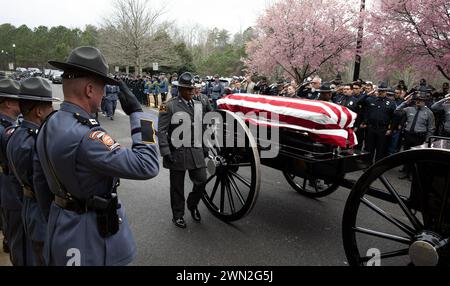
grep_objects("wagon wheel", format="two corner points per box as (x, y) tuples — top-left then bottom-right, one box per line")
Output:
(202, 110), (261, 222)
(282, 171), (341, 198)
(343, 149), (450, 266)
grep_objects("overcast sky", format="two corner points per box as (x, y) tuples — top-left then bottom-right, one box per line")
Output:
(1, 0), (274, 33)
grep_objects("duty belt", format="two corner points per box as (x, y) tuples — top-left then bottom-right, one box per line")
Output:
(405, 131), (427, 138)
(55, 194), (118, 215)
(368, 122), (389, 129)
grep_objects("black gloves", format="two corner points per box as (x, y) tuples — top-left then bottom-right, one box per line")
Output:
(118, 80), (143, 115)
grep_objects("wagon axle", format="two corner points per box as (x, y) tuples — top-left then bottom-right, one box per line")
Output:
(409, 232), (449, 266)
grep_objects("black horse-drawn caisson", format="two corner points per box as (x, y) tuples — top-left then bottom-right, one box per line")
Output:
(202, 94), (450, 266)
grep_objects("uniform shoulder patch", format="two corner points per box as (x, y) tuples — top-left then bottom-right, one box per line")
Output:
(89, 130), (121, 151)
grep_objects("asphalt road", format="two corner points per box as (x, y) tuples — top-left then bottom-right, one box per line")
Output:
(1, 82), (415, 266)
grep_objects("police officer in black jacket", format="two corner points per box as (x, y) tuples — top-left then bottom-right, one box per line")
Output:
(361, 82), (396, 163)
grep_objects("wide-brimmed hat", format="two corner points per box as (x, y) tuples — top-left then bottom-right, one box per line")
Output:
(377, 82), (391, 91)
(416, 92), (430, 102)
(317, 82), (332, 93)
(173, 72), (196, 89)
(48, 46), (118, 85)
(0, 79), (21, 99)
(19, 78), (61, 102)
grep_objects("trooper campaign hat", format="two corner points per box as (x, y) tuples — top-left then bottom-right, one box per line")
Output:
(0, 79), (21, 99)
(49, 46), (118, 85)
(18, 77), (61, 102)
(173, 72), (196, 89)
(317, 82), (332, 93)
(377, 82), (391, 91)
(416, 92), (430, 102)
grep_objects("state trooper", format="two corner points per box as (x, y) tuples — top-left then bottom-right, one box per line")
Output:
(194, 83), (213, 113)
(209, 74), (224, 110)
(361, 82), (396, 163)
(170, 73), (179, 98)
(397, 92), (436, 144)
(0, 79), (22, 265)
(159, 73), (169, 104)
(33, 46), (160, 266)
(6, 78), (59, 265)
(104, 84), (119, 120)
(431, 94), (450, 137)
(396, 93), (435, 180)
(158, 72), (209, 229)
(317, 83), (333, 102)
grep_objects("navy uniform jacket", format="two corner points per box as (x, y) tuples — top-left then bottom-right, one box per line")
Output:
(209, 82), (224, 99)
(7, 120), (46, 243)
(158, 96), (208, 171)
(33, 102), (160, 266)
(362, 96), (396, 129)
(0, 114), (21, 211)
(340, 94), (367, 125)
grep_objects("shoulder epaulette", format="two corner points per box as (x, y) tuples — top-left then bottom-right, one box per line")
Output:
(74, 113), (100, 128)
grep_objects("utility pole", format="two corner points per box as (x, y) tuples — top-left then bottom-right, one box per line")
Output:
(353, 0), (366, 82)
(12, 44), (16, 70)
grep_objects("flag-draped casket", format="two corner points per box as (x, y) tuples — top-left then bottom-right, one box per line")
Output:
(217, 94), (358, 148)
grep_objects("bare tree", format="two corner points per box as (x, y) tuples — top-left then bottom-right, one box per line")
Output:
(100, 0), (170, 75)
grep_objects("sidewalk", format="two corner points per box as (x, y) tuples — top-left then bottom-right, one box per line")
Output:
(0, 234), (12, 266)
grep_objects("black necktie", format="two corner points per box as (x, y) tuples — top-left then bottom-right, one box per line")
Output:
(187, 100), (193, 109)
(409, 109), (420, 133)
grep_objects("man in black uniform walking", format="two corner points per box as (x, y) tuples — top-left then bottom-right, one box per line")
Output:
(158, 72), (209, 229)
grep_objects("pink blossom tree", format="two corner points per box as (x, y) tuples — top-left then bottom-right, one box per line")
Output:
(245, 0), (358, 83)
(367, 0), (450, 81)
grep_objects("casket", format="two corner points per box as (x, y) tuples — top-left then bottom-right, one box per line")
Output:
(217, 94), (358, 148)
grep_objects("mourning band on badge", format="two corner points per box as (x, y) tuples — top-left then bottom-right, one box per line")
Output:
(140, 119), (156, 145)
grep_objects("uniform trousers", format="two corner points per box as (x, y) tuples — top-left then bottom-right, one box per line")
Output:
(402, 132), (427, 177)
(161, 93), (168, 104)
(104, 99), (117, 118)
(170, 168), (207, 219)
(4, 209), (26, 266)
(153, 94), (159, 108)
(366, 127), (390, 163)
(354, 127), (367, 151)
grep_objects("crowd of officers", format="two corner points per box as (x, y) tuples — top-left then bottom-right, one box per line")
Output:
(106, 71), (450, 167)
(233, 75), (450, 165)
(0, 43), (449, 266)
(288, 77), (450, 165)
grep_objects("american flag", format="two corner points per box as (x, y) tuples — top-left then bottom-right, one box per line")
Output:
(217, 94), (358, 148)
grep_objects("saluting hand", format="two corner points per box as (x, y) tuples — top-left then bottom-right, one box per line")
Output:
(118, 80), (144, 115)
(404, 94), (414, 103)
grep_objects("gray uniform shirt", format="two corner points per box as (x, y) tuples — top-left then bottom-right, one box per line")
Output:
(396, 102), (436, 138)
(431, 98), (450, 132)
